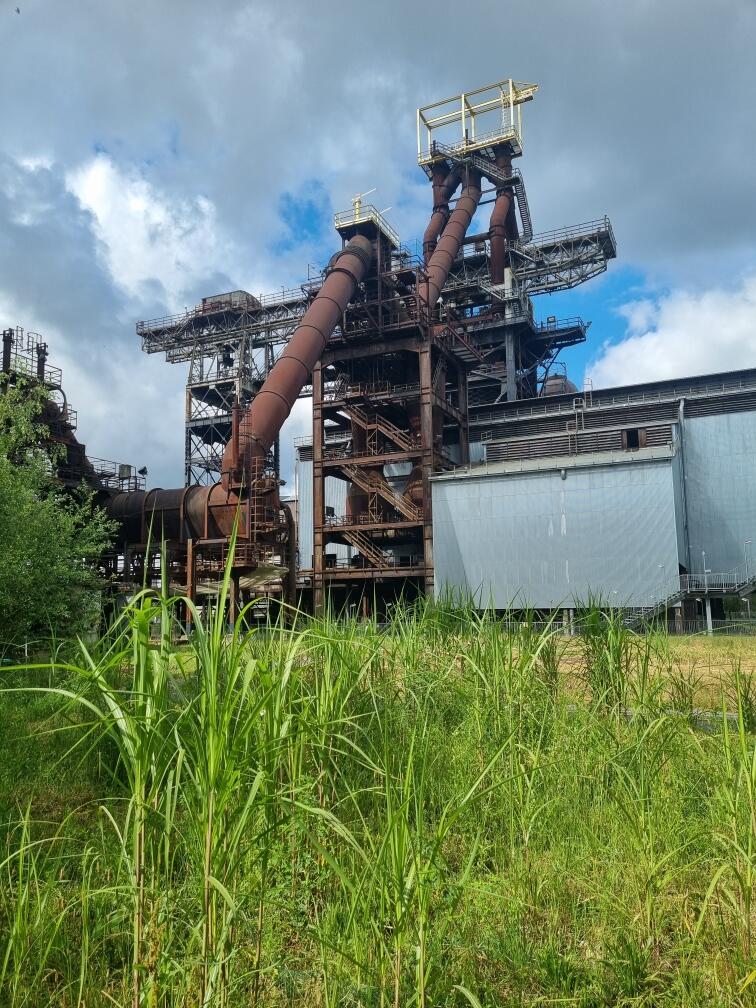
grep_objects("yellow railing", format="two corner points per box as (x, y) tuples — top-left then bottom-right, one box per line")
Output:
(333, 204), (400, 249)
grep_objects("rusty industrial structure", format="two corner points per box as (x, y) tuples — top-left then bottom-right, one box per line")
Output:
(4, 79), (641, 621)
(1, 326), (145, 494)
(124, 79), (616, 616)
(5, 78), (756, 630)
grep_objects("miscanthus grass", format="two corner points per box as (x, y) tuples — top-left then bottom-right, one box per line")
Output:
(0, 582), (755, 1006)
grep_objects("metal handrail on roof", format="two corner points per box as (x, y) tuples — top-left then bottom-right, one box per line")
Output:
(476, 374), (756, 424)
(137, 282), (317, 336)
(515, 216), (615, 251)
(333, 204), (400, 249)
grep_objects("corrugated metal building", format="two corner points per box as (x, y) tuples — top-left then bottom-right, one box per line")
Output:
(432, 369), (756, 609)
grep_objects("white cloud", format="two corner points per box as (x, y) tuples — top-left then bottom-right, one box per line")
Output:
(587, 274), (756, 388)
(65, 155), (239, 310)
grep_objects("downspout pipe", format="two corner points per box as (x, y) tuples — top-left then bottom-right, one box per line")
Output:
(223, 234), (374, 486)
(422, 164), (461, 263)
(2, 328), (12, 376)
(422, 168), (482, 312)
(488, 149), (514, 285)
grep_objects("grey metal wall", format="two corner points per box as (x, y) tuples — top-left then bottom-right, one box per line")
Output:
(683, 412), (756, 573)
(294, 454), (350, 569)
(432, 452), (682, 608)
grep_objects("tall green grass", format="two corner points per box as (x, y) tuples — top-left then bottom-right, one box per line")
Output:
(0, 591), (754, 1006)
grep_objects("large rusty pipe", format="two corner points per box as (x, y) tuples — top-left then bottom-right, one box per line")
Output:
(488, 150), (514, 285)
(225, 234), (373, 484)
(106, 234), (372, 548)
(422, 169), (482, 312)
(422, 165), (461, 263)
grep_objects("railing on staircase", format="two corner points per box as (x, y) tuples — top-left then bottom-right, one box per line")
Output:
(429, 142), (533, 242)
(340, 464), (422, 522)
(342, 403), (417, 454)
(624, 562), (756, 628)
(340, 529), (390, 569)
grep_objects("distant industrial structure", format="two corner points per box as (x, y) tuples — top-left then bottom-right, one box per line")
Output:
(5, 78), (755, 628)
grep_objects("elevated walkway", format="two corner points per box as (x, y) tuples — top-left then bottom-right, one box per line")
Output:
(625, 564), (756, 630)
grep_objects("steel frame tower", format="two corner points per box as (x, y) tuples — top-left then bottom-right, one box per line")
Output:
(134, 77), (617, 615)
(138, 289), (317, 486)
(311, 206), (473, 612)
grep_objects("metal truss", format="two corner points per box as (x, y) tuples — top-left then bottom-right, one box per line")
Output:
(138, 289), (315, 361)
(511, 217), (616, 295)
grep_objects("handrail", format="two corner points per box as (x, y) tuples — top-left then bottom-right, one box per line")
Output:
(473, 375), (756, 424)
(514, 216), (614, 251)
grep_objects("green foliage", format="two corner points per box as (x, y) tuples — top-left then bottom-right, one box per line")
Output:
(0, 381), (115, 650)
(1, 589), (755, 1006)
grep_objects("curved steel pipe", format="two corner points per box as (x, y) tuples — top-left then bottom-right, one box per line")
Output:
(422, 169), (482, 311)
(224, 234), (374, 485)
(422, 165), (461, 263)
(107, 235), (374, 565)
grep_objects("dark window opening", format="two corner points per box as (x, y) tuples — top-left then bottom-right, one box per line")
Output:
(623, 427), (646, 450)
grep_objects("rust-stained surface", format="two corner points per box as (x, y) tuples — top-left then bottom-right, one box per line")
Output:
(223, 235), (373, 486)
(488, 149), (514, 285)
(422, 169), (482, 309)
(103, 235), (374, 607)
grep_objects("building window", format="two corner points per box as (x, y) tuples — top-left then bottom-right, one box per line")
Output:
(623, 428), (646, 450)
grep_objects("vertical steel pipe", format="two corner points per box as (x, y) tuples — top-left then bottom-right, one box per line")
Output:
(2, 329), (12, 376)
(489, 150), (514, 285)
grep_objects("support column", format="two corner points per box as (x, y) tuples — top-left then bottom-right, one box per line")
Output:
(185, 538), (195, 636)
(312, 361), (325, 614)
(704, 595), (713, 635)
(418, 346), (434, 595)
(457, 361), (469, 465)
(505, 331), (517, 401)
(1, 328), (12, 391)
(184, 387), (193, 487)
(674, 604), (683, 635)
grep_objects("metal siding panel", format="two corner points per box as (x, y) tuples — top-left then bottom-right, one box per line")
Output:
(295, 455), (314, 569)
(294, 455), (351, 569)
(432, 458), (681, 607)
(684, 412), (756, 572)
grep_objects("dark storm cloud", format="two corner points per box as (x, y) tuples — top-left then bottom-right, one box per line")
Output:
(1, 0), (754, 482)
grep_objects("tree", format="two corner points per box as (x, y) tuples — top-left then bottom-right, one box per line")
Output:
(0, 380), (116, 650)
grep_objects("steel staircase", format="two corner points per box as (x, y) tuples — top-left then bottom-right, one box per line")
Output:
(436, 322), (484, 364)
(342, 403), (416, 453)
(623, 569), (756, 629)
(340, 529), (390, 569)
(341, 464), (422, 522)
